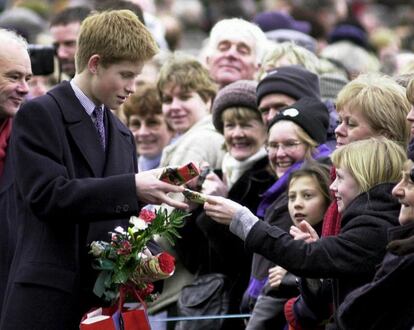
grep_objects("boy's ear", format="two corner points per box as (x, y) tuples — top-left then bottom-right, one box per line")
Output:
(88, 54), (101, 74)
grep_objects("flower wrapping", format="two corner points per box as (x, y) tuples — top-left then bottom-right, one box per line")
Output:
(131, 252), (175, 284)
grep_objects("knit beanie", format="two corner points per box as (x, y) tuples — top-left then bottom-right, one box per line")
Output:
(212, 80), (259, 133)
(253, 11), (311, 34)
(319, 72), (349, 101)
(268, 97), (329, 144)
(265, 29), (317, 53)
(328, 23), (370, 51)
(257, 65), (320, 106)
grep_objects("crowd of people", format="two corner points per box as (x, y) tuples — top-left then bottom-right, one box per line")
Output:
(0, 0), (413, 329)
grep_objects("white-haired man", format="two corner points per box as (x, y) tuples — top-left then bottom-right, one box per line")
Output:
(205, 18), (269, 88)
(0, 28), (32, 314)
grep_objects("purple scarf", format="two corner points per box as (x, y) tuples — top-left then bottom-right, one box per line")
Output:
(256, 144), (331, 218)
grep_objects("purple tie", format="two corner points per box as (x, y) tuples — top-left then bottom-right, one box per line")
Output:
(94, 106), (105, 150)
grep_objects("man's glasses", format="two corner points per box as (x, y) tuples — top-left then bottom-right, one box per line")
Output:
(265, 141), (303, 153)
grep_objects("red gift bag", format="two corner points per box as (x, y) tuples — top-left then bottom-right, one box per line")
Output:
(80, 306), (150, 330)
(79, 306), (118, 330)
(80, 288), (151, 330)
(121, 308), (150, 330)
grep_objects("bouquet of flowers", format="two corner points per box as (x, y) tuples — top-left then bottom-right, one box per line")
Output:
(89, 207), (188, 303)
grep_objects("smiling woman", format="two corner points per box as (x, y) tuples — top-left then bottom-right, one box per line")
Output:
(194, 79), (273, 329)
(157, 53), (225, 169)
(393, 160), (414, 226)
(257, 97), (331, 218)
(122, 82), (173, 171)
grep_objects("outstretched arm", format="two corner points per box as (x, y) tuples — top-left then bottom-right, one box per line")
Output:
(204, 195), (259, 240)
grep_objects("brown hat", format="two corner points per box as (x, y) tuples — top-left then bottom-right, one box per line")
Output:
(212, 80), (259, 133)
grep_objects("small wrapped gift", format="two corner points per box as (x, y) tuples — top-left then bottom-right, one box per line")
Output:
(159, 162), (199, 185)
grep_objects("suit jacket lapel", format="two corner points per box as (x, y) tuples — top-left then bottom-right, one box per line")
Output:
(47, 81), (105, 177)
(104, 109), (137, 176)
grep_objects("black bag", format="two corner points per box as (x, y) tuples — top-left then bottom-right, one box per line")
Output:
(176, 273), (230, 330)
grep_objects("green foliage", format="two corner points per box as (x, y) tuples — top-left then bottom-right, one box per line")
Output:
(89, 208), (189, 303)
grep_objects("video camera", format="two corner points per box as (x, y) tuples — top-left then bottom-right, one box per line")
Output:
(28, 44), (55, 76)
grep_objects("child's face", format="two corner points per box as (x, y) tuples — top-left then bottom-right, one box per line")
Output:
(288, 176), (327, 227)
(392, 160), (414, 226)
(330, 167), (360, 214)
(91, 60), (143, 110)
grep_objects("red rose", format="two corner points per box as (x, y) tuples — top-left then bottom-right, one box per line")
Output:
(138, 209), (156, 223)
(157, 252), (175, 274)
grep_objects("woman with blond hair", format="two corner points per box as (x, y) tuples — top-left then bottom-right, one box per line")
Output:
(281, 74), (412, 329)
(332, 158), (414, 330)
(204, 137), (406, 328)
(258, 41), (321, 80)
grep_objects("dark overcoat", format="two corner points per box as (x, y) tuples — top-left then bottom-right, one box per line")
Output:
(0, 148), (17, 314)
(0, 81), (140, 329)
(331, 222), (414, 330)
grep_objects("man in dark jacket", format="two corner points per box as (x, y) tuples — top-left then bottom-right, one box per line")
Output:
(0, 10), (185, 330)
(0, 28), (32, 315)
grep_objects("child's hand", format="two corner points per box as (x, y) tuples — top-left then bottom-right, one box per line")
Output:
(268, 266), (287, 288)
(203, 195), (242, 225)
(290, 220), (319, 243)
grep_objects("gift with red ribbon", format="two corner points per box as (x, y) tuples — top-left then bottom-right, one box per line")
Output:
(80, 286), (150, 330)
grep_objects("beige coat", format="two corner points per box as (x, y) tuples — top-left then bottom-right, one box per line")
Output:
(160, 115), (225, 169)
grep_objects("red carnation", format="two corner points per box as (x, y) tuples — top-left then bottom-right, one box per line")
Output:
(138, 209), (156, 223)
(117, 240), (132, 255)
(136, 282), (154, 300)
(157, 252), (175, 274)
